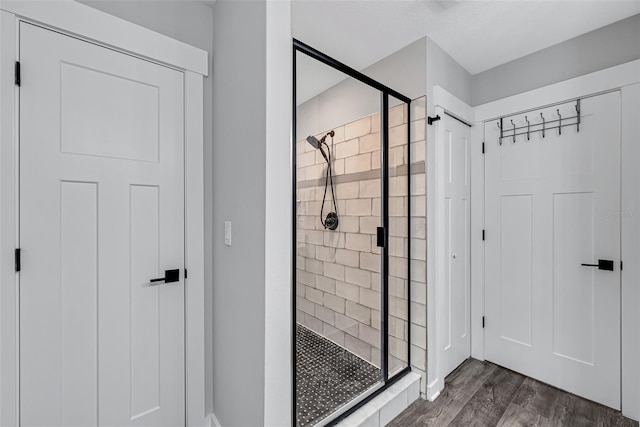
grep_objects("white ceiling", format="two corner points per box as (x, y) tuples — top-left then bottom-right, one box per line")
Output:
(292, 0), (640, 101)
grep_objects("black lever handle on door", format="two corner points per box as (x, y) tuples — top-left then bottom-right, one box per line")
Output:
(150, 269), (180, 283)
(580, 260), (614, 271)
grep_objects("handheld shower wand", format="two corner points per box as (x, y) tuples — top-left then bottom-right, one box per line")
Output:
(306, 134), (329, 162)
(305, 131), (339, 230)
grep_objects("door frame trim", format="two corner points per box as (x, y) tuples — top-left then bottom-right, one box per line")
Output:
(0, 0), (207, 76)
(426, 86), (475, 401)
(471, 59), (640, 421)
(0, 3), (208, 426)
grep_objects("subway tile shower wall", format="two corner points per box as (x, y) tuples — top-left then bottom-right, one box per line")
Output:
(296, 96), (427, 378)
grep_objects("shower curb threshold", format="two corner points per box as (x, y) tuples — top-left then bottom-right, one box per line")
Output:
(335, 372), (421, 427)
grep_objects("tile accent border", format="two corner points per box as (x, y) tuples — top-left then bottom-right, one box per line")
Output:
(297, 162), (426, 190)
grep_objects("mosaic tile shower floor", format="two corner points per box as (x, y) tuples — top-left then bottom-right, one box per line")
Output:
(296, 325), (381, 427)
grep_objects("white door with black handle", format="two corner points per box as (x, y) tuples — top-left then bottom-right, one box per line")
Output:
(19, 23), (186, 426)
(484, 91), (621, 409)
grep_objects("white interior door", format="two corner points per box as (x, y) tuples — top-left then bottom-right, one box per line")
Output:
(484, 92), (621, 409)
(19, 23), (185, 426)
(438, 112), (472, 377)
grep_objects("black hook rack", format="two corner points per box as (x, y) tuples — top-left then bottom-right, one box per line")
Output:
(497, 99), (581, 144)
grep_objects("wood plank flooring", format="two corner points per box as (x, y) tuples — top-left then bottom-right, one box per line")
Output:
(388, 359), (638, 427)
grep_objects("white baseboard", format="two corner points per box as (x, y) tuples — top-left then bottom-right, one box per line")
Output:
(426, 378), (444, 402)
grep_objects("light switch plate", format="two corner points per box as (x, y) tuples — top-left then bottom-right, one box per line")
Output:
(224, 221), (232, 246)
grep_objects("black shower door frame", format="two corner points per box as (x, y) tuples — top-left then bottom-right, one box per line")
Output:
(292, 39), (413, 426)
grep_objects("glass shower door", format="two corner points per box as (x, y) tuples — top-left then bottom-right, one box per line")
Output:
(295, 50), (384, 427)
(293, 40), (413, 427)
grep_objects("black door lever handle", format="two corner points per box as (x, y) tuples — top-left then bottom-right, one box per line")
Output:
(150, 269), (180, 283)
(581, 260), (614, 271)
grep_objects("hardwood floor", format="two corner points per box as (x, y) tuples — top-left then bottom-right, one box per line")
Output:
(388, 359), (638, 427)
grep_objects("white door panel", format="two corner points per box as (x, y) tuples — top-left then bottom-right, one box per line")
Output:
(485, 92), (621, 409)
(19, 23), (185, 426)
(439, 114), (471, 377)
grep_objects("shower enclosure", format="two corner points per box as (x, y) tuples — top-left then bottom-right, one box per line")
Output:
(293, 40), (417, 426)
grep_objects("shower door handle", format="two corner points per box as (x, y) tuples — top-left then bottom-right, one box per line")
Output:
(376, 227), (385, 248)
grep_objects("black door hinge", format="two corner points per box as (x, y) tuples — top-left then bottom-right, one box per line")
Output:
(482, 142), (485, 154)
(184, 268), (188, 279)
(15, 61), (20, 86)
(15, 248), (21, 272)
(482, 230), (485, 241)
(427, 115), (441, 125)
(620, 261), (623, 271)
(482, 316), (485, 328)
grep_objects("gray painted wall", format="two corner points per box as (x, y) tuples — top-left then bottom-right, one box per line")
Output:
(426, 36), (472, 107)
(297, 37), (426, 138)
(296, 35), (473, 138)
(77, 0), (216, 416)
(472, 13), (640, 106)
(366, 36), (427, 100)
(211, 1), (267, 425)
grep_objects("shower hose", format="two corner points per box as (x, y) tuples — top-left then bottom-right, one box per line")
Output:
(321, 136), (339, 231)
